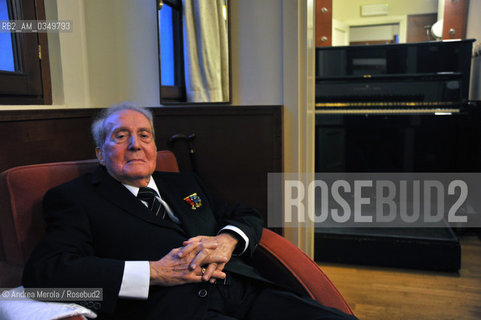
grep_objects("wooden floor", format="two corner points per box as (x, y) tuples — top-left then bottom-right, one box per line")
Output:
(318, 235), (481, 320)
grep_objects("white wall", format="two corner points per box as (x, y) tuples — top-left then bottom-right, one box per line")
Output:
(0, 0), (284, 110)
(1, 0), (160, 110)
(333, 0), (438, 21)
(332, 19), (349, 46)
(350, 24), (400, 42)
(76, 0), (160, 108)
(467, 0), (481, 44)
(230, 0), (283, 105)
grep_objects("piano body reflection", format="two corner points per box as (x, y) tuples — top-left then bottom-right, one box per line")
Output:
(315, 39), (474, 113)
(314, 40), (479, 271)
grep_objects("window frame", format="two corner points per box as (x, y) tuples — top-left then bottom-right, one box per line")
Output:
(157, 0), (186, 103)
(0, 0), (51, 105)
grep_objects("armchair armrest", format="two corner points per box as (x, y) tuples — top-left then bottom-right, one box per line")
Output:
(255, 228), (353, 315)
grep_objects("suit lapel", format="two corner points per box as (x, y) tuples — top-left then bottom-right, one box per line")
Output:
(153, 172), (217, 237)
(91, 166), (185, 234)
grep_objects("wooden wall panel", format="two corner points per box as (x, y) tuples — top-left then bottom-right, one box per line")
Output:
(0, 109), (98, 172)
(407, 14), (438, 43)
(316, 0), (332, 47)
(443, 0), (469, 40)
(0, 106), (282, 225)
(152, 106), (282, 220)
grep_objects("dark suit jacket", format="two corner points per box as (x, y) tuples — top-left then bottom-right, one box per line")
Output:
(22, 166), (264, 319)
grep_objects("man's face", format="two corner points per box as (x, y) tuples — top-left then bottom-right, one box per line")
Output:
(96, 109), (157, 187)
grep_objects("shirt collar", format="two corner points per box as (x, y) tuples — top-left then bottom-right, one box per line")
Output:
(123, 177), (160, 198)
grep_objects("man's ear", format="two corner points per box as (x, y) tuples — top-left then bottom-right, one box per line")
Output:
(95, 147), (105, 165)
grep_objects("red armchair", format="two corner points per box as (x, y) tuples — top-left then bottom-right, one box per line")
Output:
(0, 151), (353, 317)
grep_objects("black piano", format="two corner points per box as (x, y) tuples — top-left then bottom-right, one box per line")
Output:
(314, 40), (479, 271)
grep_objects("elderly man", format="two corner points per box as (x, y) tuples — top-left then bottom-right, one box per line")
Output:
(23, 103), (357, 319)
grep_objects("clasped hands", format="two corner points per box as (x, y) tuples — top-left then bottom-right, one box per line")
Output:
(149, 233), (238, 286)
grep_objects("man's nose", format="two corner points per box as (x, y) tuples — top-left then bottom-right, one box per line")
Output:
(128, 134), (141, 150)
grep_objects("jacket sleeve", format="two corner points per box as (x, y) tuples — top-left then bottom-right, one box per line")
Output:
(22, 185), (125, 313)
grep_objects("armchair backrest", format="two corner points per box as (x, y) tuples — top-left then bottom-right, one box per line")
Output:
(0, 151), (179, 265)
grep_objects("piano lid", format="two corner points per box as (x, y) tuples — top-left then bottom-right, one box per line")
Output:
(316, 39), (475, 110)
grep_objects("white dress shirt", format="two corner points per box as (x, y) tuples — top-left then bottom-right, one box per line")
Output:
(118, 177), (249, 299)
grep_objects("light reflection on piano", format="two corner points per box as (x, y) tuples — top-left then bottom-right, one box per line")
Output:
(315, 39), (475, 114)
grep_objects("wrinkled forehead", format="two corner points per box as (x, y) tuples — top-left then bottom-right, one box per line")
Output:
(104, 110), (153, 134)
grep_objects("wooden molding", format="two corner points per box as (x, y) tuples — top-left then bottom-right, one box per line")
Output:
(316, 0), (332, 47)
(443, 0), (469, 40)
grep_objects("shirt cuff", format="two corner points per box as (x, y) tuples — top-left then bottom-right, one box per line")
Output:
(219, 225), (249, 255)
(118, 261), (150, 299)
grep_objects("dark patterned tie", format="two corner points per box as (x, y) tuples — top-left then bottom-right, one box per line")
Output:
(137, 187), (166, 219)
